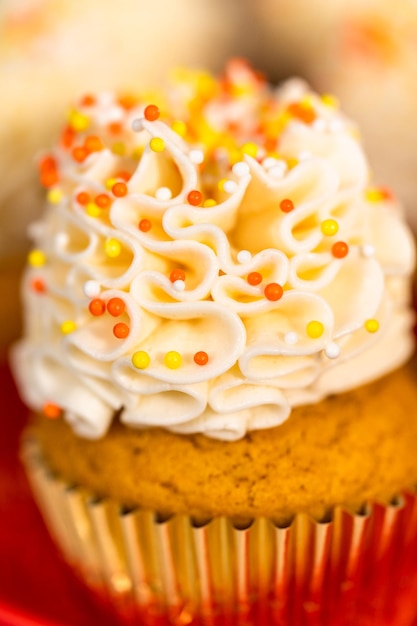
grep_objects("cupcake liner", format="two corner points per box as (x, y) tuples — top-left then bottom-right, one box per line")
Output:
(21, 436), (417, 626)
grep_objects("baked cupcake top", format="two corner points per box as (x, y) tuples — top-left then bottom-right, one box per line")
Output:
(13, 60), (415, 440)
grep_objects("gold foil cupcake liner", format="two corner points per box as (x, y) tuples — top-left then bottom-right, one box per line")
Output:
(21, 437), (417, 626)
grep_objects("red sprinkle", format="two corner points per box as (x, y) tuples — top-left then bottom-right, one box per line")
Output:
(113, 322), (130, 338)
(80, 94), (96, 107)
(280, 199), (294, 213)
(332, 241), (349, 258)
(264, 283), (284, 301)
(170, 268), (186, 283)
(194, 351), (209, 366)
(144, 104), (160, 121)
(89, 298), (106, 316)
(40, 169), (59, 188)
(139, 218), (152, 232)
(84, 135), (103, 152)
(61, 126), (76, 149)
(107, 297), (125, 317)
(112, 182), (128, 197)
(187, 190), (203, 206)
(247, 271), (263, 286)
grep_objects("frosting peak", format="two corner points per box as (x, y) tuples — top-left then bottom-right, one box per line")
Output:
(13, 60), (416, 440)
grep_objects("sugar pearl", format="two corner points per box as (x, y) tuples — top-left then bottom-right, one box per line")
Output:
(83, 280), (101, 298)
(325, 342), (340, 359)
(284, 331), (298, 345)
(223, 180), (238, 194)
(232, 161), (250, 177)
(155, 187), (172, 201)
(361, 244), (375, 258)
(173, 279), (186, 292)
(189, 149), (204, 164)
(131, 118), (144, 132)
(237, 250), (252, 264)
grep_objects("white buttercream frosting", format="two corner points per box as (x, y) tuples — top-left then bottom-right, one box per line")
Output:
(12, 60), (416, 440)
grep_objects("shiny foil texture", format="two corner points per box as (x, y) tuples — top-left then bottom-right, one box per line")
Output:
(22, 437), (417, 626)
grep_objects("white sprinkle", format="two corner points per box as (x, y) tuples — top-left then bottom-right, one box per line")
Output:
(131, 118), (144, 132)
(328, 119), (344, 133)
(173, 279), (186, 292)
(223, 180), (238, 194)
(155, 187), (172, 201)
(284, 331), (298, 345)
(83, 280), (101, 298)
(325, 342), (340, 359)
(189, 149), (204, 164)
(237, 250), (252, 264)
(361, 244), (375, 258)
(298, 150), (313, 161)
(232, 161), (250, 177)
(312, 118), (327, 133)
(269, 165), (286, 179)
(263, 157), (278, 170)
(55, 233), (69, 248)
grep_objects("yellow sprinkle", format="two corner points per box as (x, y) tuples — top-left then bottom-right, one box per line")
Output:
(106, 178), (118, 190)
(68, 109), (90, 132)
(365, 188), (384, 203)
(132, 146), (144, 160)
(321, 94), (339, 109)
(104, 238), (121, 258)
(218, 179), (228, 192)
(241, 142), (258, 158)
(86, 202), (101, 218)
(171, 120), (187, 137)
(28, 249), (46, 267)
(300, 95), (315, 109)
(60, 320), (77, 334)
(321, 219), (339, 237)
(203, 198), (217, 208)
(47, 188), (63, 204)
(286, 157), (299, 169)
(150, 137), (165, 152)
(111, 142), (126, 156)
(365, 319), (379, 333)
(306, 320), (324, 339)
(164, 350), (182, 369)
(132, 350), (151, 369)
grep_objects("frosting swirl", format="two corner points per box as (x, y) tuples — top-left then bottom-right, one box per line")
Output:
(13, 60), (416, 440)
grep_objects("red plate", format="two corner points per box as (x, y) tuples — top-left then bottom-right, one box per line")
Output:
(0, 362), (118, 626)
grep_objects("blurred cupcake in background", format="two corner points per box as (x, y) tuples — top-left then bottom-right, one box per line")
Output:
(248, 0), (417, 230)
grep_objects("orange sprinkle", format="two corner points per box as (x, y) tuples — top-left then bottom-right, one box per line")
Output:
(118, 94), (137, 110)
(280, 198), (294, 213)
(264, 282), (284, 301)
(95, 194), (111, 208)
(76, 191), (90, 205)
(113, 322), (129, 338)
(194, 351), (209, 366)
(40, 169), (59, 188)
(31, 278), (46, 293)
(139, 218), (152, 232)
(112, 182), (128, 197)
(144, 104), (160, 121)
(39, 155), (56, 171)
(89, 298), (106, 316)
(187, 190), (203, 206)
(107, 121), (122, 134)
(287, 102), (317, 124)
(247, 271), (263, 286)
(332, 241), (349, 258)
(72, 146), (89, 163)
(84, 135), (104, 152)
(61, 126), (76, 149)
(115, 170), (132, 182)
(107, 297), (125, 317)
(80, 94), (96, 107)
(43, 402), (61, 419)
(170, 268), (186, 283)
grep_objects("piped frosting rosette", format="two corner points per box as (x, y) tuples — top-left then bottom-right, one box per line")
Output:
(13, 60), (415, 440)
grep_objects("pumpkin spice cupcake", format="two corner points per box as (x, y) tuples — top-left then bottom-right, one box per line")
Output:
(12, 60), (417, 625)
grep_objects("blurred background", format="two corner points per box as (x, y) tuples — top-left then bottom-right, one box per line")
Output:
(2, 0), (417, 356)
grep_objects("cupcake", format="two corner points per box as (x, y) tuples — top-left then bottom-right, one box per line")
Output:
(12, 60), (417, 625)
